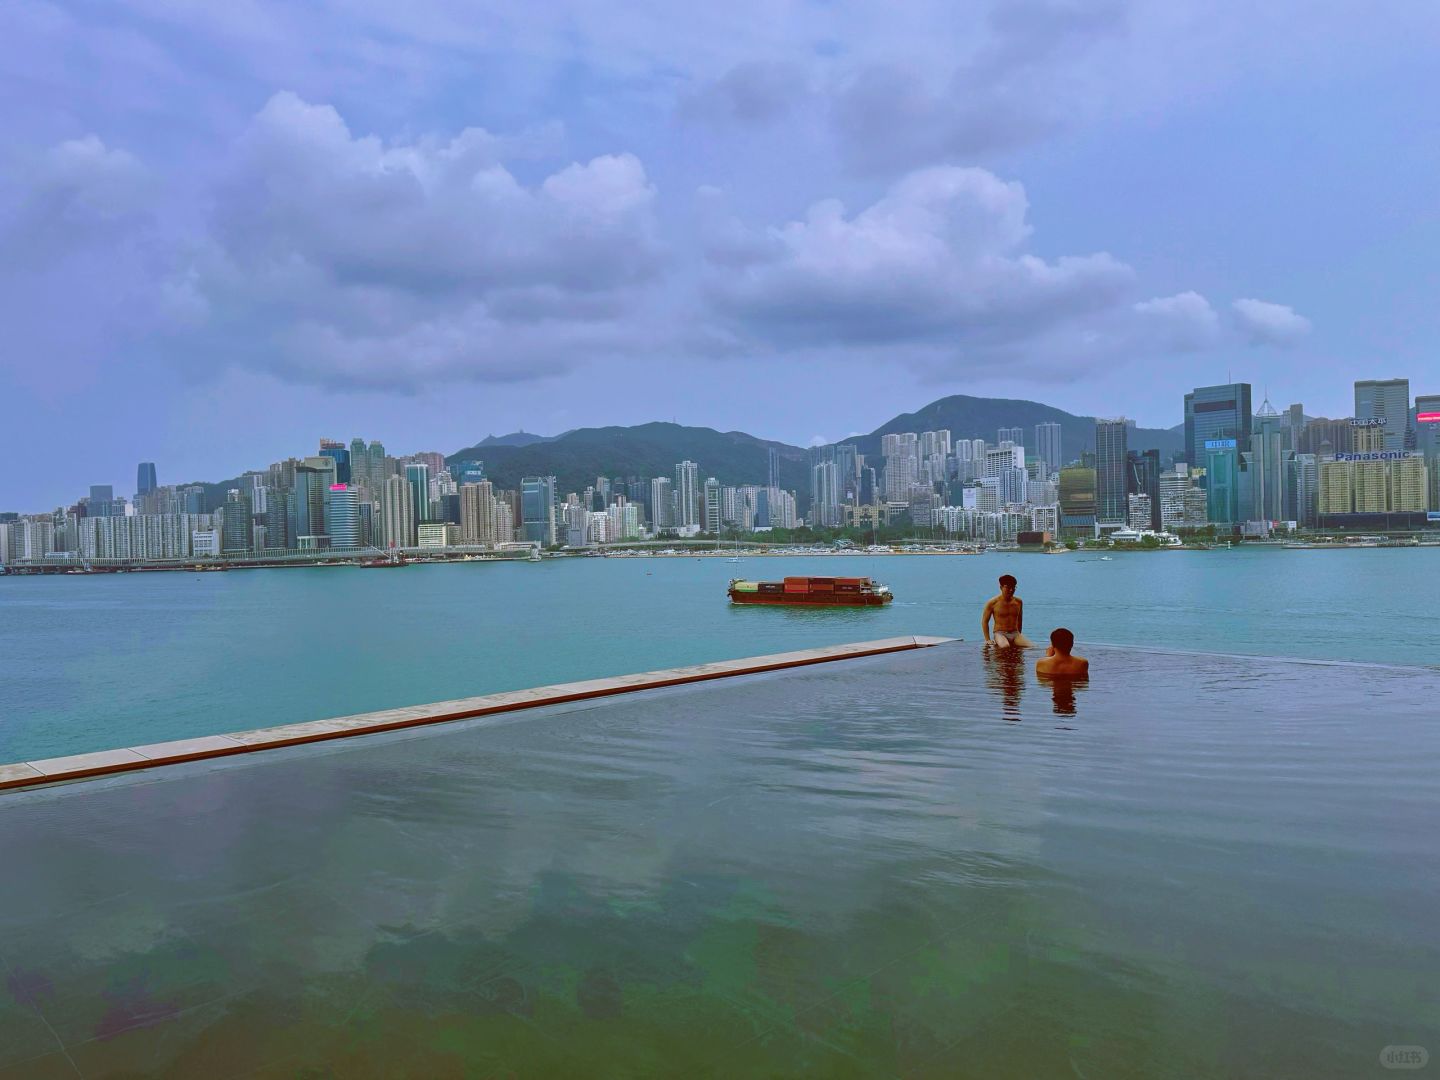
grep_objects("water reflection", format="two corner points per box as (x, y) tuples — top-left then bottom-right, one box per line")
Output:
(1040, 673), (1088, 718)
(983, 645), (1026, 721)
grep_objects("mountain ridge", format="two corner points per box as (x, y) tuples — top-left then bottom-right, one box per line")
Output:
(448, 393), (1184, 494)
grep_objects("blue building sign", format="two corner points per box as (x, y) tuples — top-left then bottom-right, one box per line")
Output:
(1205, 439), (1238, 450)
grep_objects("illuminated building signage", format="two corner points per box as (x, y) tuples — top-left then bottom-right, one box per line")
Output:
(329, 484), (348, 492)
(1333, 452), (1413, 462)
(1204, 439), (1238, 450)
(1349, 417), (1387, 427)
(1417, 412), (1440, 424)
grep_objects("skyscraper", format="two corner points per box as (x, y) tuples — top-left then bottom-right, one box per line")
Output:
(1127, 449), (1161, 531)
(323, 484), (361, 549)
(1058, 466), (1097, 536)
(381, 474), (416, 548)
(1184, 383), (1253, 469)
(292, 458), (335, 542)
(997, 427), (1023, 448)
(675, 461), (700, 529)
(319, 439), (351, 484)
(650, 477), (675, 529)
(767, 448), (780, 491)
(1205, 442), (1241, 525)
(1094, 419), (1129, 527)
(406, 463), (430, 526)
(349, 439), (370, 494)
(1249, 399), (1292, 523)
(1414, 394), (1440, 508)
(1354, 378), (1411, 452)
(703, 477), (722, 533)
(1035, 422), (1063, 477)
(136, 462), (157, 498)
(521, 476), (557, 545)
(220, 490), (253, 554)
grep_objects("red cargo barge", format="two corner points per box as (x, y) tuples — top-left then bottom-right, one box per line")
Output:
(728, 575), (893, 606)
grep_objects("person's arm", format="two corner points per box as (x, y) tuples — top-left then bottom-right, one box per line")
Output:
(981, 598), (994, 641)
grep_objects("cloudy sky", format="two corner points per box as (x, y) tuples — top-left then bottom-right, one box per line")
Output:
(3, 1), (1438, 507)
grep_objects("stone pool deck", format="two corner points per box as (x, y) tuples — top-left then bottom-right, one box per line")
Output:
(0, 635), (955, 793)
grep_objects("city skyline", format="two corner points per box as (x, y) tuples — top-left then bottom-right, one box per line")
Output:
(6, 372), (1435, 569)
(4, 4), (1440, 512)
(3, 373), (1428, 514)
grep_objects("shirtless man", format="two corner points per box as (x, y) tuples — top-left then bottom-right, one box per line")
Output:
(1035, 627), (1089, 678)
(982, 575), (1033, 649)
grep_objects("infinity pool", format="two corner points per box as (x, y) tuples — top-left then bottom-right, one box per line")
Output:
(1, 643), (1435, 1078)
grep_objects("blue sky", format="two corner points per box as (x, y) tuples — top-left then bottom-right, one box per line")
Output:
(2, 1), (1438, 508)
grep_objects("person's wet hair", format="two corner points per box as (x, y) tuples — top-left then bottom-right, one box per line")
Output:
(1051, 628), (1075, 654)
(999, 575), (1017, 588)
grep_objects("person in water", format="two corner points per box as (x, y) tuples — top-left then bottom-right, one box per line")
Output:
(1035, 627), (1089, 678)
(982, 574), (1032, 649)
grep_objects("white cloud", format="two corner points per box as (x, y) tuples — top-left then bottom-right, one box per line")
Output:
(1133, 291), (1221, 350)
(706, 165), (1134, 349)
(174, 92), (665, 388)
(1232, 298), (1312, 346)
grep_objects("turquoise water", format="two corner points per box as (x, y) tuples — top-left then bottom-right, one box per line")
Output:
(2, 548), (1437, 761)
(1, 644), (1435, 1077)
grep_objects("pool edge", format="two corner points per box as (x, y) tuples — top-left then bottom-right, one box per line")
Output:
(1, 635), (958, 793)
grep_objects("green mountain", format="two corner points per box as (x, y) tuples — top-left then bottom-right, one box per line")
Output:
(447, 422), (811, 494)
(855, 394), (1183, 463)
(450, 395), (1182, 497)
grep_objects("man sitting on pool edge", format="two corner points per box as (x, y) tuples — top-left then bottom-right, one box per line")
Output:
(1035, 628), (1089, 678)
(982, 574), (1033, 649)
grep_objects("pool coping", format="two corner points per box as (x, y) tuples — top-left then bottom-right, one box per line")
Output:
(0, 635), (957, 793)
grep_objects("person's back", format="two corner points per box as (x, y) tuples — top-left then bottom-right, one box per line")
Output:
(1035, 627), (1088, 678)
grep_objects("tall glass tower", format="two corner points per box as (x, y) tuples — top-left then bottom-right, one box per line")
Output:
(323, 484), (361, 549)
(1354, 379), (1411, 452)
(1095, 419), (1129, 527)
(1184, 383), (1253, 469)
(406, 463), (431, 526)
(136, 462), (157, 497)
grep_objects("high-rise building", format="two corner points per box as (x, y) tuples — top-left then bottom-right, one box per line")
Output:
(649, 477), (675, 529)
(1298, 418), (1354, 457)
(292, 458), (335, 543)
(1285, 404), (1305, 449)
(406, 463), (430, 526)
(319, 439), (351, 484)
(997, 427), (1024, 449)
(1127, 449), (1162, 531)
(810, 461), (840, 527)
(460, 481), (498, 545)
(674, 461), (700, 529)
(1391, 455), (1429, 512)
(1095, 419), (1129, 527)
(1354, 379), (1411, 452)
(703, 477), (722, 533)
(1035, 422), (1063, 477)
(323, 484), (361, 548)
(521, 476), (557, 545)
(381, 474), (416, 548)
(1249, 399), (1292, 523)
(1126, 494), (1152, 531)
(1414, 394), (1440, 508)
(767, 448), (780, 491)
(881, 433), (920, 502)
(368, 442), (389, 487)
(220, 490), (253, 554)
(1058, 466), (1097, 536)
(1184, 383), (1253, 469)
(136, 463), (157, 498)
(1289, 454), (1319, 528)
